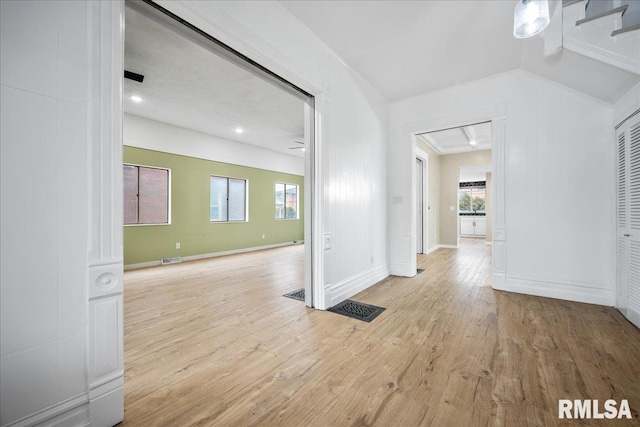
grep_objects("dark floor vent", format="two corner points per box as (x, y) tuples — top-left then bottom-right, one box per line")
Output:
(283, 288), (305, 301)
(416, 268), (425, 275)
(328, 300), (385, 323)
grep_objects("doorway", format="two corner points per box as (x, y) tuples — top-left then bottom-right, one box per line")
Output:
(124, 0), (317, 307)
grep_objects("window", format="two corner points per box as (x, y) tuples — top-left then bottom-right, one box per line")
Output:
(459, 181), (486, 214)
(275, 183), (298, 219)
(210, 176), (247, 222)
(124, 164), (170, 225)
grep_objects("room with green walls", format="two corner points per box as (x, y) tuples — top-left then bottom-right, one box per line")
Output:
(123, 146), (304, 267)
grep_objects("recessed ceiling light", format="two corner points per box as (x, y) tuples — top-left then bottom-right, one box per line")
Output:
(469, 140), (477, 146)
(235, 128), (243, 134)
(130, 95), (143, 103)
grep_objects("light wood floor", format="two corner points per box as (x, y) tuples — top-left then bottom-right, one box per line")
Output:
(122, 239), (640, 426)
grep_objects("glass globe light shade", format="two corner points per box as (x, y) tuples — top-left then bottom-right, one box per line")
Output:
(513, 0), (550, 39)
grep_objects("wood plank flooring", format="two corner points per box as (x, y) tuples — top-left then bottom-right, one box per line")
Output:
(122, 239), (640, 426)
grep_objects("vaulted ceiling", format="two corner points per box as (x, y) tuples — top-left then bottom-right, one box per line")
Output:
(280, 0), (639, 103)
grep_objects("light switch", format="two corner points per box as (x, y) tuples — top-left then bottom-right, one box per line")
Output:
(324, 233), (332, 250)
(450, 206), (455, 211)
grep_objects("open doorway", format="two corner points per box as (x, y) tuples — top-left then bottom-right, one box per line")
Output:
(414, 120), (493, 268)
(121, 0), (320, 418)
(121, 0), (322, 418)
(123, 0), (316, 305)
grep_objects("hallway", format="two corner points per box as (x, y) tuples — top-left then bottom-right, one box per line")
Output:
(122, 242), (640, 426)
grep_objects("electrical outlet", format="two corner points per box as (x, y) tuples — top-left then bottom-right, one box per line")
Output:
(262, 234), (265, 239)
(176, 242), (181, 249)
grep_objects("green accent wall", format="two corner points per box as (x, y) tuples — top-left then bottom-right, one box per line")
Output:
(123, 146), (304, 265)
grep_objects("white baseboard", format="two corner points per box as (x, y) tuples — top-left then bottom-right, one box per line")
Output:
(627, 306), (640, 329)
(492, 273), (506, 291)
(328, 264), (390, 307)
(89, 386), (123, 427)
(438, 244), (458, 249)
(504, 276), (614, 306)
(425, 245), (440, 254)
(124, 241), (303, 270)
(4, 393), (89, 427)
(389, 262), (414, 277)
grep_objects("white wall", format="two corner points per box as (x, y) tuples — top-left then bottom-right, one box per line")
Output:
(155, 1), (390, 307)
(1, 1), (91, 425)
(614, 81), (640, 126)
(124, 114), (304, 175)
(390, 70), (615, 306)
(2, 1), (124, 426)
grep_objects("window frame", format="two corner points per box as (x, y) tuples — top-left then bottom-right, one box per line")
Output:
(458, 181), (486, 215)
(123, 163), (172, 227)
(209, 175), (249, 223)
(275, 182), (299, 220)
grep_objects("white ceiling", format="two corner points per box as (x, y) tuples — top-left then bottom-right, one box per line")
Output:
(419, 121), (492, 155)
(124, 0), (639, 155)
(124, 6), (306, 158)
(280, 0), (639, 103)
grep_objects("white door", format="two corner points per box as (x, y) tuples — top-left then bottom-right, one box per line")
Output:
(616, 113), (640, 328)
(416, 157), (424, 253)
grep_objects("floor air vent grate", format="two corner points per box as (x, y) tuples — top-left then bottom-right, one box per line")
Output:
(328, 300), (385, 322)
(283, 288), (305, 301)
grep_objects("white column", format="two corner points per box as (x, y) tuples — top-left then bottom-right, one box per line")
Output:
(87, 1), (125, 426)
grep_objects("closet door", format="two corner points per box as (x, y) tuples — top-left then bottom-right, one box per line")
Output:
(616, 126), (628, 317)
(617, 114), (640, 328)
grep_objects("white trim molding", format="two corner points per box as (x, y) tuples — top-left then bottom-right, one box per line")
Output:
(87, 1), (125, 425)
(3, 394), (89, 427)
(504, 276), (614, 306)
(327, 264), (390, 308)
(438, 244), (459, 250)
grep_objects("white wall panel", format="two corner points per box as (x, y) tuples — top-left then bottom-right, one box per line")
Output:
(58, 335), (88, 400)
(390, 70), (615, 305)
(89, 296), (123, 383)
(1, 342), (59, 424)
(0, 86), (59, 356)
(58, 100), (89, 339)
(59, 1), (89, 104)
(0, 1), (94, 425)
(0, 1), (58, 98)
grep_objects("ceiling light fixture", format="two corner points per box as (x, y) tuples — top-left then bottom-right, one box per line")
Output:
(469, 140), (478, 146)
(513, 0), (550, 39)
(235, 127), (243, 134)
(130, 95), (143, 103)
